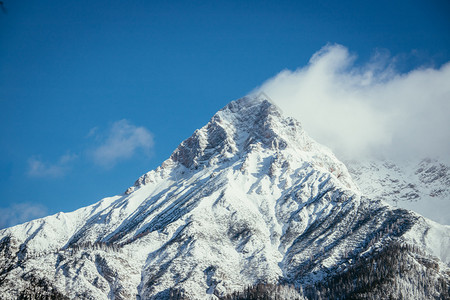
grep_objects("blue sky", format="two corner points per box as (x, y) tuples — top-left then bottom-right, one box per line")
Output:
(1, 0), (449, 228)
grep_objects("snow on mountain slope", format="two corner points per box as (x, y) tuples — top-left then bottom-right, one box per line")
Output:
(347, 159), (450, 225)
(0, 96), (449, 299)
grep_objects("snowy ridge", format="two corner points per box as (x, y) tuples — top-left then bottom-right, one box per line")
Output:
(0, 96), (449, 299)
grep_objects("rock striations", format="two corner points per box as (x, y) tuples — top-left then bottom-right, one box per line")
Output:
(0, 96), (449, 299)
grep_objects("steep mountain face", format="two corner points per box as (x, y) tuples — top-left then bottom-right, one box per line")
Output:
(347, 159), (450, 225)
(0, 97), (449, 299)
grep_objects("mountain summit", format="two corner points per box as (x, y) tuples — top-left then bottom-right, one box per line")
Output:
(131, 96), (355, 192)
(1, 96), (449, 299)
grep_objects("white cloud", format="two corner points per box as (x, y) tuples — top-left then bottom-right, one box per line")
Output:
(253, 44), (450, 162)
(27, 153), (77, 178)
(0, 203), (48, 229)
(90, 119), (154, 168)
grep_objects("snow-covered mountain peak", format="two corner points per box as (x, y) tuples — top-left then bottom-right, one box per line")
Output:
(169, 96), (299, 168)
(131, 95), (356, 192)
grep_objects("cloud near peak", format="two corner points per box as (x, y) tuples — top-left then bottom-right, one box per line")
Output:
(253, 44), (450, 162)
(90, 119), (154, 168)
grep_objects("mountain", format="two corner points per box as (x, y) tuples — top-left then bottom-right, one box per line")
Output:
(347, 159), (450, 225)
(1, 96), (449, 299)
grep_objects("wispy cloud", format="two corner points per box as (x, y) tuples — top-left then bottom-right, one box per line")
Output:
(253, 44), (450, 162)
(27, 153), (77, 178)
(89, 119), (154, 168)
(0, 203), (48, 229)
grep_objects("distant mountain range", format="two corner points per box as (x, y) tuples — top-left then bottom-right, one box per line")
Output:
(347, 158), (450, 225)
(1, 96), (449, 299)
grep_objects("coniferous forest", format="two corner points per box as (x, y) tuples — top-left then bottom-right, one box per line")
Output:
(167, 242), (449, 300)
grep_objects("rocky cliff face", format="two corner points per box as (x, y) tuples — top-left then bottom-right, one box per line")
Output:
(0, 96), (449, 299)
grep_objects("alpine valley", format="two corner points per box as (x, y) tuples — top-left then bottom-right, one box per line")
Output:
(0, 96), (449, 299)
